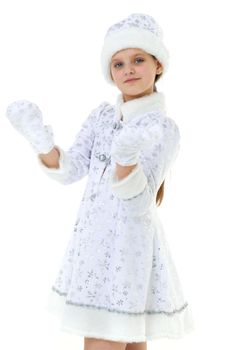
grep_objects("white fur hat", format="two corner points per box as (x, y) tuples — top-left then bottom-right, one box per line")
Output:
(100, 13), (170, 85)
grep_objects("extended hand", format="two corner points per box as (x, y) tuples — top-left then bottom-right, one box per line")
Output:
(6, 100), (55, 154)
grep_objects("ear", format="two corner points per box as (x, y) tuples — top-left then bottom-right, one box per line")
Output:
(156, 60), (163, 75)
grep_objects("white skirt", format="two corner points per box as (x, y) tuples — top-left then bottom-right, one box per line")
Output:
(44, 208), (195, 343)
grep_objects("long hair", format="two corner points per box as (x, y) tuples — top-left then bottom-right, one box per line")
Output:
(152, 58), (165, 207)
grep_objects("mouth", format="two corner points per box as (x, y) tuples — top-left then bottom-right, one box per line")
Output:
(124, 78), (140, 83)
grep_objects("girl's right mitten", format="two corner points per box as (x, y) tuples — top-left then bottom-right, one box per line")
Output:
(5, 99), (55, 154)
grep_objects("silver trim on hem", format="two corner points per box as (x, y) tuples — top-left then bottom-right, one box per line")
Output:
(51, 285), (189, 317)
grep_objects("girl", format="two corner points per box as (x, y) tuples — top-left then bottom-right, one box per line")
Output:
(6, 13), (195, 350)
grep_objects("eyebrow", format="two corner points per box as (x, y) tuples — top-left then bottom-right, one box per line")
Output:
(111, 53), (146, 63)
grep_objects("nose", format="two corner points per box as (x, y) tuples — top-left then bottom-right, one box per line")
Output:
(124, 63), (135, 76)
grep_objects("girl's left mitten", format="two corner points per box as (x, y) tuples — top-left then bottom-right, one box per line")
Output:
(110, 126), (144, 166)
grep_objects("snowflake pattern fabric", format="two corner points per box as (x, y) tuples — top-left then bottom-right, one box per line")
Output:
(105, 13), (163, 39)
(6, 100), (54, 154)
(38, 92), (195, 341)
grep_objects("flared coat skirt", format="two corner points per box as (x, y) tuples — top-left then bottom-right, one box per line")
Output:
(44, 204), (195, 343)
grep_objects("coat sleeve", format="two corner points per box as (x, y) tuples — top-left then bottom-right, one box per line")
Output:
(37, 102), (108, 185)
(110, 111), (181, 217)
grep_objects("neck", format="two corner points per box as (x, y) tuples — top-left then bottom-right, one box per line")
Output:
(123, 86), (157, 102)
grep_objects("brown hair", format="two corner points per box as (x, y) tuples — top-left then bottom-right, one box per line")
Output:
(152, 57), (165, 207)
(156, 180), (165, 206)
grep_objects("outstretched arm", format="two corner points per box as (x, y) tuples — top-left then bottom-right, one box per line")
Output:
(110, 111), (180, 216)
(36, 102), (109, 185)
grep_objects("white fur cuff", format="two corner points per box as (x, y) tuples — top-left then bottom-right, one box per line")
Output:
(37, 145), (73, 182)
(110, 162), (147, 199)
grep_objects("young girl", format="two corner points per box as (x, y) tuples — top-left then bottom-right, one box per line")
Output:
(6, 13), (195, 350)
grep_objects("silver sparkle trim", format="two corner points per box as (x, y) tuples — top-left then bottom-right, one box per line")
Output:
(51, 285), (189, 317)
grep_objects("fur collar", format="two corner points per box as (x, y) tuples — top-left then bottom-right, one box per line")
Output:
(115, 91), (166, 123)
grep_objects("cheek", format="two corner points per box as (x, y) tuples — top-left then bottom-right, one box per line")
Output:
(113, 71), (124, 83)
(140, 67), (155, 82)
(138, 66), (150, 77)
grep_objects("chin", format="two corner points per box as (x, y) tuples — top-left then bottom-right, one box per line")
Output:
(123, 85), (144, 93)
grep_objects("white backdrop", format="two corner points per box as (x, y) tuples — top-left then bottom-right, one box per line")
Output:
(0, 1), (232, 349)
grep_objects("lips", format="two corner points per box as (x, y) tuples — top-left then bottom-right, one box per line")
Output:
(124, 78), (140, 83)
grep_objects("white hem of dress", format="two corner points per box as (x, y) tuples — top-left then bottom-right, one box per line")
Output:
(44, 287), (196, 343)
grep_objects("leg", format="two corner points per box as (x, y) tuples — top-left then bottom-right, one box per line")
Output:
(84, 337), (127, 350)
(125, 342), (147, 350)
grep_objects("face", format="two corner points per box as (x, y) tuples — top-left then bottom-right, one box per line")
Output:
(110, 48), (163, 102)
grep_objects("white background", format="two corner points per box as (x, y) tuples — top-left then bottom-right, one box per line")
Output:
(0, 0), (232, 349)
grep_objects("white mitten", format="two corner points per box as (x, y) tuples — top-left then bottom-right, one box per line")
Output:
(112, 92), (166, 166)
(110, 127), (141, 166)
(5, 99), (55, 154)
(110, 124), (155, 166)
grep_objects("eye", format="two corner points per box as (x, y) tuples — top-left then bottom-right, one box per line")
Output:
(113, 58), (144, 68)
(114, 62), (122, 68)
(135, 58), (144, 64)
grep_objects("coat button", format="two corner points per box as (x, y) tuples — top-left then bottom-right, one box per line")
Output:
(99, 154), (106, 161)
(90, 194), (96, 201)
